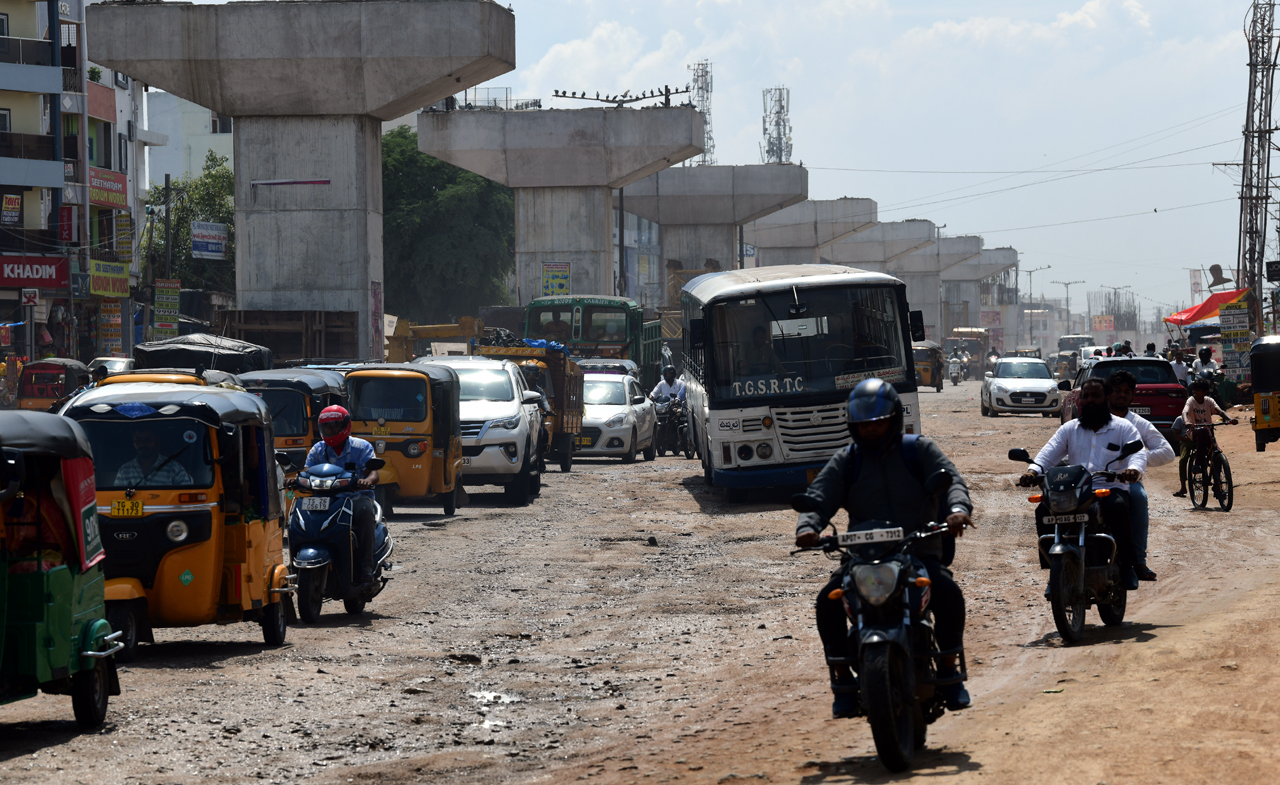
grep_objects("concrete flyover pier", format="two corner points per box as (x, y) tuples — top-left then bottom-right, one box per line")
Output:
(418, 107), (703, 303)
(88, 0), (516, 357)
(742, 198), (878, 268)
(618, 164), (808, 299)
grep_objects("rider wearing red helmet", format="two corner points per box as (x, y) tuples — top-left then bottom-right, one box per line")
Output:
(299, 405), (379, 583)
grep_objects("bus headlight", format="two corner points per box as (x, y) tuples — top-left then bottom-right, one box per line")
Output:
(737, 444), (754, 461)
(756, 442), (773, 459)
(166, 520), (190, 543)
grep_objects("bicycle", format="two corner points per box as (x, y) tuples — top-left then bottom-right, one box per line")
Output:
(1186, 420), (1237, 512)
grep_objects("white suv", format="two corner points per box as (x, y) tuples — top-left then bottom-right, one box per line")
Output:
(420, 357), (543, 505)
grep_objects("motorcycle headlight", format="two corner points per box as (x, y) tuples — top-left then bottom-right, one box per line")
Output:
(166, 519), (190, 543)
(604, 413), (627, 428)
(756, 442), (773, 459)
(852, 563), (901, 606)
(492, 415), (521, 430)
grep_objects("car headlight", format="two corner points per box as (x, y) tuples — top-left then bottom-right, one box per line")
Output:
(756, 442), (773, 459)
(492, 415), (521, 430)
(166, 519), (190, 543)
(604, 413), (627, 428)
(992, 383), (1007, 394)
(852, 563), (901, 606)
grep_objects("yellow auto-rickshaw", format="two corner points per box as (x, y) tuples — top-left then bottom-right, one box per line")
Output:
(239, 369), (347, 472)
(345, 364), (464, 516)
(96, 367), (243, 388)
(1250, 336), (1280, 452)
(1053, 351), (1076, 380)
(17, 357), (89, 411)
(912, 341), (944, 392)
(63, 384), (291, 657)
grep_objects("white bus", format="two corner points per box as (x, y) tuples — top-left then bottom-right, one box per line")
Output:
(680, 265), (924, 491)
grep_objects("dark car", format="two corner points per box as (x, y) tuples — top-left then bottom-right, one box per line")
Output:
(1060, 357), (1185, 430)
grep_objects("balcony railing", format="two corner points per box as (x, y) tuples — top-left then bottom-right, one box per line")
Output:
(0, 132), (56, 162)
(0, 228), (61, 255)
(0, 36), (53, 67)
(62, 67), (81, 92)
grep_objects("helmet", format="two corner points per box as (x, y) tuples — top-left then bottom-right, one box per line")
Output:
(1112, 342), (1124, 352)
(846, 378), (902, 441)
(1199, 346), (1212, 359)
(663, 365), (677, 379)
(318, 405), (352, 449)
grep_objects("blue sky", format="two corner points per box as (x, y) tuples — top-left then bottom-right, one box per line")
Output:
(509, 0), (1249, 315)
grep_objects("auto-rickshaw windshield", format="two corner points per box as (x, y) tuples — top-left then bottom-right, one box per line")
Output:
(77, 419), (215, 490)
(253, 389), (307, 436)
(350, 377), (428, 421)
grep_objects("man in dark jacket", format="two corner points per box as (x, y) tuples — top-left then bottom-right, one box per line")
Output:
(795, 378), (973, 717)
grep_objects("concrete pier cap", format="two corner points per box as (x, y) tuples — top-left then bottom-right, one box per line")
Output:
(826, 219), (938, 272)
(618, 164), (808, 274)
(419, 106), (703, 303)
(88, 0), (516, 358)
(743, 198), (878, 267)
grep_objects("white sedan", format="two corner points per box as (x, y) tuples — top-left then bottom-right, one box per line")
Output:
(577, 373), (656, 462)
(981, 358), (1062, 417)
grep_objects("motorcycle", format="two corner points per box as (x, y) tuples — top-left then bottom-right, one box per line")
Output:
(653, 394), (694, 459)
(790, 471), (965, 773)
(1008, 439), (1142, 644)
(284, 457), (395, 621)
(948, 359), (962, 386)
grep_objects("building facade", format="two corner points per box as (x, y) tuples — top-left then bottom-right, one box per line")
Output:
(145, 90), (232, 181)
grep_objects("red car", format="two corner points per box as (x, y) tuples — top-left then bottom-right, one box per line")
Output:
(1059, 358), (1186, 430)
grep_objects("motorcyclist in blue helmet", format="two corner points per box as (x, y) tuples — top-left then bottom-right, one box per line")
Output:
(795, 378), (974, 717)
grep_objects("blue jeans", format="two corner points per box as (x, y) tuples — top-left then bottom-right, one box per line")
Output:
(1130, 480), (1148, 564)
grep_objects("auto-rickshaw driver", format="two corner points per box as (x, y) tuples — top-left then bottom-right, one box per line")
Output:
(116, 427), (195, 488)
(296, 406), (379, 585)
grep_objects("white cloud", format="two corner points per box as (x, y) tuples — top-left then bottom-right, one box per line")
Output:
(1124, 0), (1152, 28)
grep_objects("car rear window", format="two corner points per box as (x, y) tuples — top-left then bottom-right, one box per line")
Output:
(1089, 361), (1178, 386)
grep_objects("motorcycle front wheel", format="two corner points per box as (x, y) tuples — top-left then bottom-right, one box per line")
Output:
(1049, 553), (1087, 644)
(297, 568), (327, 624)
(862, 642), (916, 773)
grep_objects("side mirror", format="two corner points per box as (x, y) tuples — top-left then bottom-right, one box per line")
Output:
(1119, 439), (1143, 458)
(273, 451), (294, 471)
(984, 371), (993, 378)
(631, 395), (645, 405)
(365, 458), (386, 471)
(908, 310), (926, 342)
(923, 469), (952, 496)
(1057, 380), (1072, 391)
(1008, 448), (1032, 463)
(790, 493), (821, 513)
(521, 390), (543, 404)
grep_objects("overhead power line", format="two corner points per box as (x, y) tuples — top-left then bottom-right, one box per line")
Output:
(968, 197), (1236, 235)
(810, 161), (1217, 175)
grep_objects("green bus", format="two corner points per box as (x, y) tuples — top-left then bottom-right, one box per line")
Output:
(525, 295), (663, 388)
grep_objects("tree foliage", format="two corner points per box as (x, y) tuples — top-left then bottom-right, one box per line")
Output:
(382, 125), (514, 324)
(140, 150), (235, 291)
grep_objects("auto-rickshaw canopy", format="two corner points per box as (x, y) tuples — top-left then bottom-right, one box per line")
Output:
(0, 409), (94, 459)
(97, 367), (243, 387)
(134, 334), (272, 374)
(239, 368), (346, 399)
(63, 383), (272, 430)
(1250, 336), (1280, 394)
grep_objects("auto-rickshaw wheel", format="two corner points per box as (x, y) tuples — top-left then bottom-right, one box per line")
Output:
(443, 485), (458, 516)
(106, 601), (142, 662)
(1258, 432), (1267, 453)
(560, 448), (573, 472)
(261, 599), (288, 646)
(72, 659), (110, 729)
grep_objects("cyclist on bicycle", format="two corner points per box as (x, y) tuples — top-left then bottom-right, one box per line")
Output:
(1183, 379), (1238, 502)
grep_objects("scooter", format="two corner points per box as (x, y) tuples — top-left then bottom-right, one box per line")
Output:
(282, 456), (394, 620)
(948, 359), (962, 386)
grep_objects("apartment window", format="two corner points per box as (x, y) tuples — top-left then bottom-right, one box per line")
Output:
(0, 109), (10, 133)
(0, 14), (9, 37)
(212, 113), (232, 134)
(114, 71), (128, 89)
(100, 122), (111, 169)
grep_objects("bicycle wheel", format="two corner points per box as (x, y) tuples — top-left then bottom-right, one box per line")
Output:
(1217, 453), (1234, 512)
(1188, 463), (1209, 509)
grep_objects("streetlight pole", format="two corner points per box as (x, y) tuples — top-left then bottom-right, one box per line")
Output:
(1052, 279), (1084, 333)
(1022, 266), (1050, 347)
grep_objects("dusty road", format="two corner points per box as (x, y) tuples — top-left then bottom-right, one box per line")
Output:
(4, 380), (1279, 784)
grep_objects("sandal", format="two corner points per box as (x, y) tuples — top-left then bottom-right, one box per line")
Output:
(1172, 490), (1187, 498)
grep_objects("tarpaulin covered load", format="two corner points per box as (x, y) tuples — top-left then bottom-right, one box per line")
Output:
(134, 333), (273, 373)
(1163, 289), (1249, 326)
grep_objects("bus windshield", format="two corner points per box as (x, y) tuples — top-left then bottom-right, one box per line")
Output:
(1058, 335), (1095, 353)
(708, 285), (907, 401)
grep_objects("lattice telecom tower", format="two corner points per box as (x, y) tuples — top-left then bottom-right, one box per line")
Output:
(760, 87), (792, 165)
(687, 60), (716, 166)
(1237, 0), (1279, 327)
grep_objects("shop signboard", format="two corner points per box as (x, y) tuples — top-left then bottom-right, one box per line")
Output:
(153, 278), (181, 340)
(191, 221), (228, 260)
(59, 206), (74, 242)
(1091, 315), (1114, 332)
(88, 168), (128, 209)
(70, 272), (90, 299)
(541, 262), (570, 297)
(99, 299), (122, 355)
(1, 257), (69, 288)
(1, 194), (21, 225)
(114, 213), (134, 265)
(1219, 301), (1251, 383)
(89, 257), (130, 297)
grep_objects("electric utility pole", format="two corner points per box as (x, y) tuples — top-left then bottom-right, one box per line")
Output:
(1052, 280), (1085, 332)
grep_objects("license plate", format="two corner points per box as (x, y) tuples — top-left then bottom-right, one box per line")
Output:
(372, 426), (390, 436)
(462, 457), (472, 466)
(1131, 407), (1151, 415)
(576, 437), (594, 447)
(299, 496), (330, 511)
(806, 468), (821, 483)
(110, 499), (143, 518)
(1042, 513), (1089, 524)
(838, 527), (903, 545)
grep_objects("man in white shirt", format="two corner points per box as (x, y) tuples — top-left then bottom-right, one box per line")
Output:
(1108, 369), (1174, 582)
(1192, 346), (1218, 376)
(1019, 377), (1147, 590)
(650, 366), (685, 401)
(1170, 350), (1189, 385)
